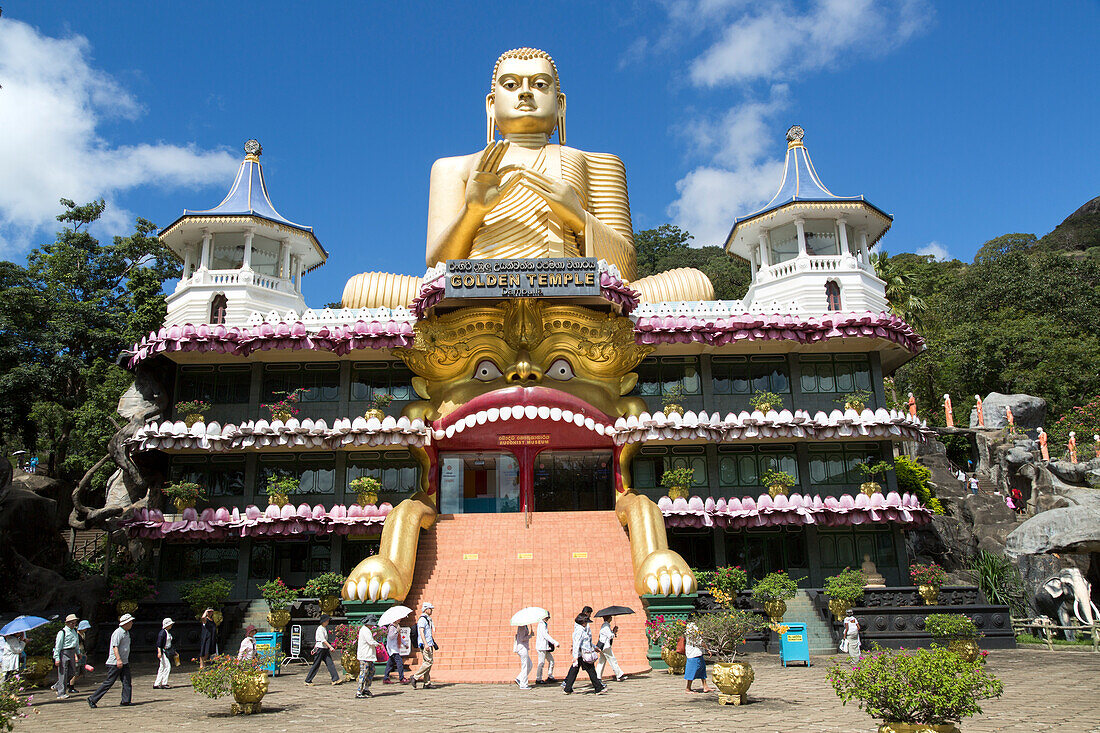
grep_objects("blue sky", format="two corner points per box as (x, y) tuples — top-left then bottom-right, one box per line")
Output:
(2, 1), (1097, 307)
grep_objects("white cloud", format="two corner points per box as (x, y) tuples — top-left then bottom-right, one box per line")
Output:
(0, 18), (239, 252)
(917, 241), (949, 261)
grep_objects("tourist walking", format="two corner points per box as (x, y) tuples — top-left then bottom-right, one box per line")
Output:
(305, 615), (342, 685)
(154, 618), (176, 689)
(514, 624), (532, 689)
(355, 621), (378, 699)
(52, 614), (81, 699)
(70, 621), (93, 692)
(237, 625), (257, 661)
(197, 608), (217, 669)
(88, 614), (134, 708)
(409, 602), (436, 689)
(381, 621), (406, 684)
(595, 615), (625, 682)
(683, 621), (710, 693)
(562, 608), (605, 695)
(535, 612), (558, 684)
(0, 632), (24, 681)
(841, 611), (862, 660)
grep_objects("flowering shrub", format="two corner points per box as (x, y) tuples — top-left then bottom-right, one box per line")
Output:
(257, 577), (298, 612)
(181, 576), (232, 616)
(707, 566), (748, 608)
(262, 388), (306, 419)
(925, 613), (979, 640)
(691, 610), (767, 662)
(330, 623), (359, 650)
(176, 399), (210, 416)
(761, 469), (796, 491)
(190, 654), (273, 699)
(827, 644), (1003, 725)
(750, 389), (784, 412)
(0, 674), (36, 731)
(366, 392), (394, 411)
(1048, 395), (1100, 458)
(302, 572), (346, 598)
(910, 562), (947, 588)
(266, 473), (299, 497)
(659, 467), (694, 490)
(661, 384), (684, 411)
(750, 571), (802, 603)
(349, 476), (382, 496)
(163, 481), (206, 504)
(108, 572), (158, 603)
(644, 615), (686, 648)
(823, 568), (867, 607)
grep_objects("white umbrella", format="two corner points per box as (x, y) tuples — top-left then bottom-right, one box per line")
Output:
(376, 605), (413, 627)
(510, 607), (549, 626)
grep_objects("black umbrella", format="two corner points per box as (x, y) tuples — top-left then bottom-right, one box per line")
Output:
(593, 605), (635, 618)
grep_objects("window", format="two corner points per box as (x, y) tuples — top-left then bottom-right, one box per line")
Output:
(262, 363), (339, 404)
(798, 354), (871, 395)
(632, 357), (701, 399)
(768, 222), (799, 263)
(825, 281), (842, 310)
(248, 539), (332, 586)
(251, 235), (282, 278)
(633, 447), (708, 491)
(818, 528), (896, 583)
(717, 445), (798, 491)
(159, 543), (238, 581)
(210, 232), (245, 270)
(258, 453), (337, 495)
(346, 451), (420, 498)
(170, 456), (246, 497)
(808, 442), (882, 489)
(177, 365), (251, 407)
(804, 219), (840, 256)
(209, 293), (228, 325)
(668, 529), (715, 570)
(724, 528), (808, 583)
(711, 356), (790, 396)
(350, 362), (414, 403)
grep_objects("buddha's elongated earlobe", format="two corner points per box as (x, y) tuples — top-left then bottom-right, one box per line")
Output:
(557, 93), (567, 145)
(485, 94), (495, 145)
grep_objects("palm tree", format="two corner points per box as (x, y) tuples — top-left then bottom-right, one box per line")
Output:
(871, 250), (926, 326)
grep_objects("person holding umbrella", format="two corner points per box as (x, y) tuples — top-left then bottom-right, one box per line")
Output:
(376, 605), (413, 684)
(52, 614), (81, 699)
(592, 605), (633, 682)
(0, 632), (25, 681)
(509, 607), (546, 690)
(88, 613), (135, 708)
(535, 611), (558, 685)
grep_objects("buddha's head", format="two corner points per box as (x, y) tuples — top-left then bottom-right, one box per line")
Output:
(487, 47), (566, 144)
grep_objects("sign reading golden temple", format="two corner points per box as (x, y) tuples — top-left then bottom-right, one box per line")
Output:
(445, 257), (599, 298)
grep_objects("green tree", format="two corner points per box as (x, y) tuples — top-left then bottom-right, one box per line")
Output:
(871, 250), (927, 326)
(634, 224), (692, 272)
(634, 226), (750, 301)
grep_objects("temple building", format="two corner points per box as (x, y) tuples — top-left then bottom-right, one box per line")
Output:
(120, 49), (931, 681)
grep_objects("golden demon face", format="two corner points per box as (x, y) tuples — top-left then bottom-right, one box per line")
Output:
(397, 300), (651, 421)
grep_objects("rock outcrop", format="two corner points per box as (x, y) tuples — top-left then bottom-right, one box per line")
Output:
(969, 392), (1047, 430)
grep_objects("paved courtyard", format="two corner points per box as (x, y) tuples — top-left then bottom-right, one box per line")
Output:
(19, 649), (1100, 732)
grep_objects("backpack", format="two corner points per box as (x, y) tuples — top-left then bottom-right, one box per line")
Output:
(409, 621), (418, 649)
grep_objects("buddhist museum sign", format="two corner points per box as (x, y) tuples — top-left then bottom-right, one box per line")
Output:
(444, 257), (599, 298)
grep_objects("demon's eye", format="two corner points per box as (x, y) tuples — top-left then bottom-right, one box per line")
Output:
(473, 360), (503, 382)
(546, 358), (574, 381)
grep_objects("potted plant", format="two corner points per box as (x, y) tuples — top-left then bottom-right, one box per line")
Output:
(925, 614), (982, 662)
(21, 621), (63, 687)
(660, 466), (694, 500)
(662, 385), (685, 416)
(302, 572), (346, 616)
(349, 475), (382, 506)
(858, 460), (894, 496)
(181, 576), (233, 624)
(163, 480), (206, 512)
(692, 610), (767, 705)
(750, 389), (784, 413)
(108, 572), (158, 616)
(644, 615), (687, 674)
(261, 387), (305, 423)
(176, 399), (211, 427)
(839, 389), (873, 413)
(827, 644), (1003, 732)
(761, 468), (797, 498)
(257, 577), (298, 632)
(364, 392), (394, 421)
(824, 568), (867, 620)
(910, 562), (947, 606)
(330, 623), (361, 679)
(751, 571), (801, 623)
(190, 653), (273, 715)
(709, 565), (749, 609)
(266, 472), (299, 508)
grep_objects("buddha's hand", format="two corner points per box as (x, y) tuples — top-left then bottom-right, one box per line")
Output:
(465, 141), (524, 217)
(519, 169), (586, 231)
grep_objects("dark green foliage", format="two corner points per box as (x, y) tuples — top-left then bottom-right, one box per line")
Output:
(894, 456), (944, 514)
(634, 225), (750, 300)
(967, 550), (1030, 617)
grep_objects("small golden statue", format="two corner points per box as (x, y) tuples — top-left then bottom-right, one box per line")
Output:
(343, 48), (714, 308)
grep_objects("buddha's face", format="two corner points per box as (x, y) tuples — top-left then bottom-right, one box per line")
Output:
(490, 57), (562, 136)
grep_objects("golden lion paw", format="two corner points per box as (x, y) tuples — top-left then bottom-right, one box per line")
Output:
(637, 549), (696, 596)
(342, 555), (406, 602)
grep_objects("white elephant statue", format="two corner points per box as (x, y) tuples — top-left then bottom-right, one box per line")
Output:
(1034, 567), (1099, 640)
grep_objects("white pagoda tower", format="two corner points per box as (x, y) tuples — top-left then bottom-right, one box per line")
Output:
(724, 126), (891, 313)
(158, 140), (327, 326)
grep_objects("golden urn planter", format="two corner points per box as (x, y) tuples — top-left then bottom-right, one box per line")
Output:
(116, 599), (139, 617)
(947, 638), (980, 662)
(666, 486), (690, 500)
(184, 413), (205, 427)
(663, 403), (684, 416)
(860, 481), (882, 496)
(173, 497), (196, 512)
(828, 598), (850, 620)
(660, 647), (686, 675)
(272, 411), (292, 423)
(356, 491), (379, 507)
(230, 671), (269, 715)
(269, 493), (289, 508)
(341, 650), (360, 679)
(267, 609), (291, 632)
(918, 585), (939, 605)
(767, 483), (789, 498)
(320, 595), (341, 615)
(22, 656), (52, 687)
(763, 599), (787, 623)
(844, 401), (866, 412)
(877, 724), (960, 733)
(712, 661), (754, 705)
(364, 409), (385, 421)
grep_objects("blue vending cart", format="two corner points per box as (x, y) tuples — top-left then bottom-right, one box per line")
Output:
(779, 623), (810, 667)
(254, 632), (283, 676)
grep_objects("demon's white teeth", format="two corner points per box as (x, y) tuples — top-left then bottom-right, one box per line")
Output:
(475, 411), (487, 425)
(537, 405), (550, 420)
(562, 409), (574, 423)
(487, 407), (500, 422)
(524, 405), (538, 419)
(550, 407), (562, 422)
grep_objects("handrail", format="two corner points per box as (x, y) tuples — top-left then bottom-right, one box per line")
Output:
(1013, 617), (1100, 652)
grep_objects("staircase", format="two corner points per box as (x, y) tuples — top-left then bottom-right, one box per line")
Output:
(973, 471), (998, 495)
(402, 511), (651, 683)
(70, 529), (105, 561)
(783, 590), (836, 655)
(225, 599), (270, 655)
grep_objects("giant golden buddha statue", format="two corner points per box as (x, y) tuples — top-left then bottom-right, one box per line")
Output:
(342, 47), (714, 307)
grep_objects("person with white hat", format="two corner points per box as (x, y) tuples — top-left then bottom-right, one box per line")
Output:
(154, 618), (176, 689)
(88, 613), (135, 708)
(408, 602), (437, 689)
(52, 614), (81, 699)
